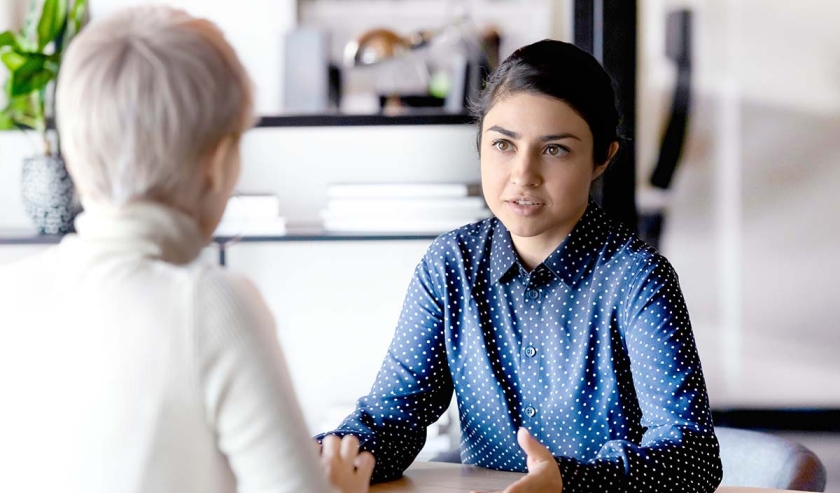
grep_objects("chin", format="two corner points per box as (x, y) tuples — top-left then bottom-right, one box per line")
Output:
(499, 217), (546, 238)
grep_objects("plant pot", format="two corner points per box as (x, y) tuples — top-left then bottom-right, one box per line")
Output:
(21, 155), (83, 235)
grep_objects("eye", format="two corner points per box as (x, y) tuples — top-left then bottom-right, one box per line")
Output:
(544, 144), (569, 157)
(493, 139), (512, 152)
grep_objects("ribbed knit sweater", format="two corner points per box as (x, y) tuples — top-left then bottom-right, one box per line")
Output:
(0, 201), (334, 493)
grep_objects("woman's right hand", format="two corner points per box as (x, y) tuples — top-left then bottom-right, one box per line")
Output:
(320, 434), (375, 493)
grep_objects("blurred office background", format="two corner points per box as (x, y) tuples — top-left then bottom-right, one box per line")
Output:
(1, 0), (838, 489)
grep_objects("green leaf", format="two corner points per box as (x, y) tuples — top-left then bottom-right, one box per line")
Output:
(15, 33), (37, 53)
(20, 1), (40, 48)
(8, 93), (36, 114)
(1, 30), (20, 50)
(8, 55), (56, 97)
(37, 0), (68, 51)
(1, 51), (27, 72)
(0, 91), (41, 130)
(0, 112), (15, 130)
(66, 0), (87, 41)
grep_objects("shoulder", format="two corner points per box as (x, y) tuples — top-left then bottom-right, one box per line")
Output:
(189, 264), (268, 315)
(593, 211), (671, 274)
(186, 264), (277, 354)
(423, 218), (496, 264)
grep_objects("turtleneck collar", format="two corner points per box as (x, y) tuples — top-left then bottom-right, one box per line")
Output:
(72, 200), (207, 265)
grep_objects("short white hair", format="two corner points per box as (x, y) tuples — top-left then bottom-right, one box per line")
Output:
(56, 6), (255, 206)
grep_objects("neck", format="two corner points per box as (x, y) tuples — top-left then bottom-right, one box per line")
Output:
(511, 234), (564, 271)
(509, 204), (588, 271)
(74, 200), (207, 265)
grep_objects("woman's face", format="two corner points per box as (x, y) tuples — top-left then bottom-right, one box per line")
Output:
(480, 92), (609, 258)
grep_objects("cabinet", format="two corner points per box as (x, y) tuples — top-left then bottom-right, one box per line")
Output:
(0, 116), (477, 456)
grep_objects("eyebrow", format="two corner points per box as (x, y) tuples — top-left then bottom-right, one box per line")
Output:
(485, 125), (582, 142)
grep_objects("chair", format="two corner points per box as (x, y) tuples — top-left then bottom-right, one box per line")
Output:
(431, 447), (461, 464)
(431, 427), (828, 491)
(716, 426), (827, 492)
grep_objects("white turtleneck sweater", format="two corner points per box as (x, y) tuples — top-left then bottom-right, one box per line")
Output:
(0, 202), (335, 493)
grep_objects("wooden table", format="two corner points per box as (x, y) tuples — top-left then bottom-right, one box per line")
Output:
(370, 462), (804, 492)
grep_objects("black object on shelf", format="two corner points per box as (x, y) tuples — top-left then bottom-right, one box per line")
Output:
(378, 94), (446, 110)
(575, 0), (639, 233)
(638, 9), (693, 250)
(0, 229), (440, 267)
(0, 229), (439, 246)
(0, 231), (64, 245)
(650, 10), (693, 190)
(48, 112), (474, 131)
(255, 112), (472, 128)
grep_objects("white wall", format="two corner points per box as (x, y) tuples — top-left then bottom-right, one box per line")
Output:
(86, 0), (296, 114)
(239, 125), (479, 223)
(300, 0), (569, 62)
(638, 0), (840, 408)
(0, 132), (40, 229)
(80, 0), (569, 114)
(225, 240), (434, 434)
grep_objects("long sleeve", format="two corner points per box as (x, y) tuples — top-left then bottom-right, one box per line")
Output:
(197, 271), (336, 493)
(316, 254), (454, 483)
(555, 253), (722, 493)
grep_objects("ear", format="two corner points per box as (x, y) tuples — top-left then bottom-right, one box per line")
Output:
(202, 136), (235, 194)
(592, 141), (620, 181)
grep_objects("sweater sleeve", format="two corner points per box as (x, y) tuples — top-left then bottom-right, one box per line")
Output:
(195, 270), (336, 493)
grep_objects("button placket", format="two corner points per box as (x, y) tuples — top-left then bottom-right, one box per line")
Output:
(521, 276), (543, 425)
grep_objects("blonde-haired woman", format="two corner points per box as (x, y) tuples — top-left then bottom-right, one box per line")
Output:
(0, 6), (371, 493)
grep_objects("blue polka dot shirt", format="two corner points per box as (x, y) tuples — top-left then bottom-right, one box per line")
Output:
(320, 201), (723, 492)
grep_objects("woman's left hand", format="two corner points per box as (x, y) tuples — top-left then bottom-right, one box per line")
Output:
(471, 428), (563, 493)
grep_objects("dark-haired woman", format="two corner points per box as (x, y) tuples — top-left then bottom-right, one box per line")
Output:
(320, 39), (723, 493)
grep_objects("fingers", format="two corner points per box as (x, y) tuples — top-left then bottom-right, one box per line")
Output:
(320, 435), (375, 493)
(516, 427), (554, 463)
(321, 434), (370, 470)
(339, 434), (361, 461)
(354, 451), (376, 479)
(321, 434), (341, 459)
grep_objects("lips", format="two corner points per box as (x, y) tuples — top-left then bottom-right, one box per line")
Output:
(504, 197), (545, 216)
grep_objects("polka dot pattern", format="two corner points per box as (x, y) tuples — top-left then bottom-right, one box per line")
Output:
(319, 202), (723, 492)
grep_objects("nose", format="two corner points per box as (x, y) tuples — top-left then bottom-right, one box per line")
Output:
(510, 151), (541, 188)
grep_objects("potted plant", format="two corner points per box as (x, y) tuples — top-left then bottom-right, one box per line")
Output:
(0, 0), (87, 234)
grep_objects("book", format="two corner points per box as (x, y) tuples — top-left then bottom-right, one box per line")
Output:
(326, 183), (481, 199)
(323, 217), (487, 234)
(222, 194), (281, 221)
(323, 197), (490, 221)
(214, 217), (287, 237)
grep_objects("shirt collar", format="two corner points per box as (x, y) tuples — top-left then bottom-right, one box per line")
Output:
(488, 200), (610, 286)
(542, 201), (610, 286)
(489, 219), (519, 284)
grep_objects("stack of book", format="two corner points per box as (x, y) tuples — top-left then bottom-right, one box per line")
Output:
(214, 194), (287, 237)
(321, 183), (491, 233)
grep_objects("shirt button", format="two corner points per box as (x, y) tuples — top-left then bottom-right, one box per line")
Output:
(527, 289), (540, 300)
(525, 346), (537, 357)
(524, 406), (537, 417)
